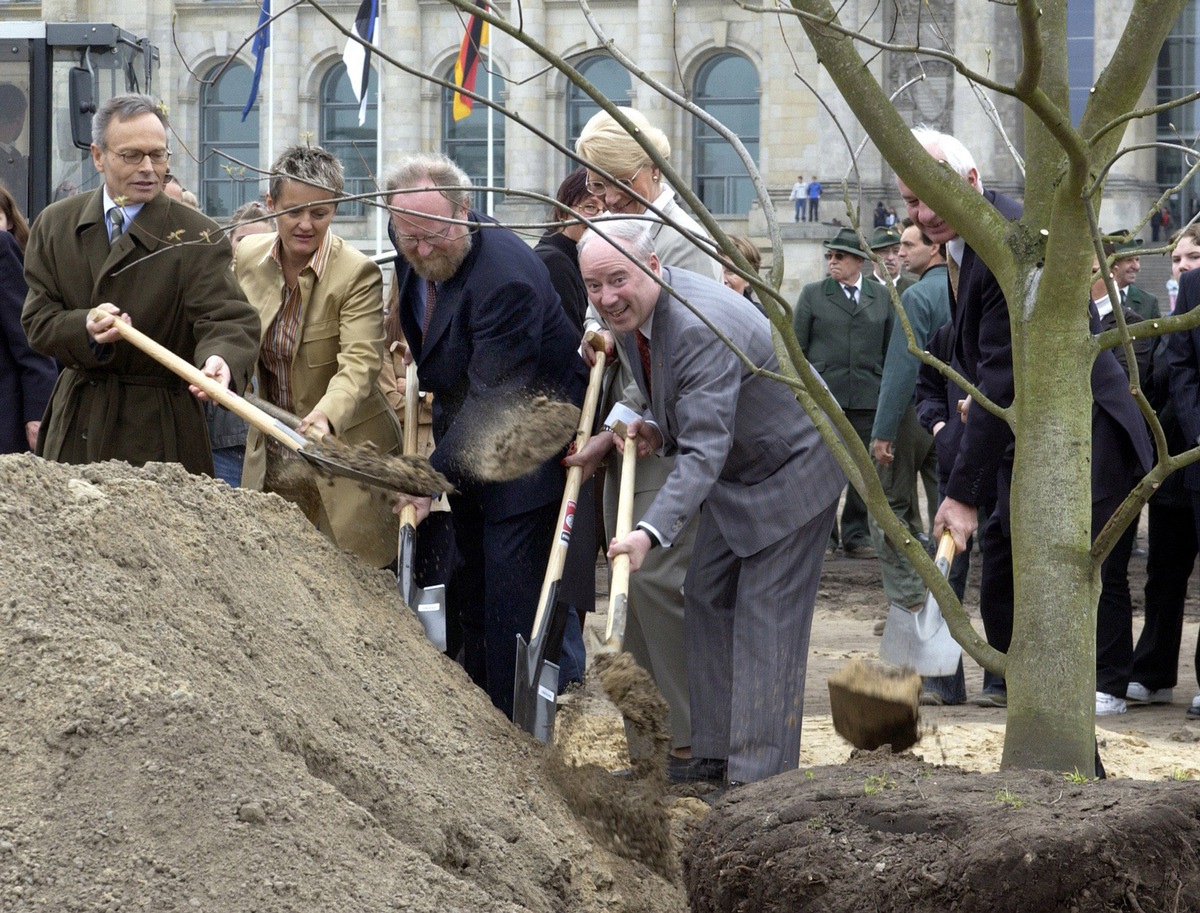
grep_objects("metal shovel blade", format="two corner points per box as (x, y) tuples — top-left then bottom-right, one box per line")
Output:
(513, 634), (560, 743)
(397, 522), (448, 652)
(413, 584), (448, 653)
(879, 535), (962, 676)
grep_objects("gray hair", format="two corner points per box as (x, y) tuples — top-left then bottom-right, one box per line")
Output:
(911, 125), (985, 192)
(92, 94), (168, 149)
(577, 218), (657, 264)
(268, 144), (344, 201)
(385, 153), (473, 213)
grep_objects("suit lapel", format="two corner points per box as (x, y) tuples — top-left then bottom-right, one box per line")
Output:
(828, 278), (856, 316)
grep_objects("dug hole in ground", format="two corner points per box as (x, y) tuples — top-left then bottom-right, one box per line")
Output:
(3, 456), (1199, 912)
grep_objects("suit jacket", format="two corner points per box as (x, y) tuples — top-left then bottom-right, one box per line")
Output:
(1166, 267), (1200, 491)
(236, 231), (403, 568)
(629, 267), (845, 556)
(872, 263), (951, 442)
(792, 275), (893, 410)
(944, 189), (1151, 515)
(0, 231), (56, 453)
(392, 212), (588, 522)
(1121, 283), (1160, 320)
(21, 187), (259, 475)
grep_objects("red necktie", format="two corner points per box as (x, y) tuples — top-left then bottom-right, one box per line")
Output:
(422, 280), (437, 335)
(636, 330), (653, 399)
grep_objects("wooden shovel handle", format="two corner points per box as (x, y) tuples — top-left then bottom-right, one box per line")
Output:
(529, 340), (608, 640)
(92, 308), (306, 454)
(604, 424), (638, 643)
(399, 361), (421, 530)
(935, 530), (957, 564)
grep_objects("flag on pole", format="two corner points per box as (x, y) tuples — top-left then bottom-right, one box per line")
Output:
(242, 0), (270, 122)
(453, 1), (489, 122)
(343, 0), (379, 127)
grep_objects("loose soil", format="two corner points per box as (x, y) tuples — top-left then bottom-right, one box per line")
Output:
(4, 457), (1199, 912)
(464, 396), (581, 482)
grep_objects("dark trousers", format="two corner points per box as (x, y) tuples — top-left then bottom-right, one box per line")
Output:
(808, 198), (819, 221)
(449, 495), (560, 719)
(833, 408), (875, 549)
(1132, 499), (1198, 690)
(1094, 492), (1139, 697)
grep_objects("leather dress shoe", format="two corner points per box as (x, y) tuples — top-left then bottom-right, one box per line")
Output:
(668, 756), (727, 784)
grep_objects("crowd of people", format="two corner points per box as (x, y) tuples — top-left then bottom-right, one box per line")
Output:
(4, 94), (1199, 799)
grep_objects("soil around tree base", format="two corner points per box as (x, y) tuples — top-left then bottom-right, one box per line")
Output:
(683, 751), (1200, 913)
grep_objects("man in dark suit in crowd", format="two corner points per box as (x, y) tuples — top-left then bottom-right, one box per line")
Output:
(387, 153), (587, 719)
(568, 219), (845, 786)
(902, 127), (1152, 712)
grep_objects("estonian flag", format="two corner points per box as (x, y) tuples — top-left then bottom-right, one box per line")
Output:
(343, 0), (379, 127)
(453, 1), (488, 122)
(241, 0), (270, 122)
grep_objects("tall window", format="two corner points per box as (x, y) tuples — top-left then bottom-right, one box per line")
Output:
(692, 53), (759, 216)
(565, 55), (633, 174)
(321, 63), (378, 217)
(442, 62), (506, 211)
(199, 62), (260, 218)
(1066, 2), (1095, 125)
(1157, 3), (1200, 224)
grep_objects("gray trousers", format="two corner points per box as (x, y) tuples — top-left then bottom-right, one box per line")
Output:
(869, 405), (938, 607)
(686, 498), (839, 783)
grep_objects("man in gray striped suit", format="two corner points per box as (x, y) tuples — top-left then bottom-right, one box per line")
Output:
(569, 220), (846, 786)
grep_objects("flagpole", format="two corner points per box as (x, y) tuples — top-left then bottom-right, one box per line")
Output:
(267, 35), (274, 172)
(485, 32), (494, 218)
(375, 64), (384, 255)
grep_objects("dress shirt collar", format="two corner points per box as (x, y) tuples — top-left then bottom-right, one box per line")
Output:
(947, 236), (965, 265)
(102, 187), (144, 234)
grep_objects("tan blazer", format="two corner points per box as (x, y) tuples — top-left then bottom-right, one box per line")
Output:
(236, 231), (402, 568)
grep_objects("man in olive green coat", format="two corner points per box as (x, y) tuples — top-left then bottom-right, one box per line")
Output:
(793, 228), (894, 557)
(22, 94), (258, 476)
(1109, 232), (1160, 320)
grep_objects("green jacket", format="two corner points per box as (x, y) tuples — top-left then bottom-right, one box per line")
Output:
(1121, 283), (1160, 320)
(872, 264), (952, 441)
(793, 275), (893, 410)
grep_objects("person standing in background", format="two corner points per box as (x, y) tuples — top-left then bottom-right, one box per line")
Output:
(791, 176), (808, 223)
(0, 184), (55, 453)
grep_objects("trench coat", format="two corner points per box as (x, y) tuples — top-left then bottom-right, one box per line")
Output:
(236, 231), (403, 569)
(21, 188), (259, 475)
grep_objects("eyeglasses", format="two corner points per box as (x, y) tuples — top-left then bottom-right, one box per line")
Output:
(824, 251), (855, 261)
(572, 201), (603, 217)
(109, 148), (171, 165)
(394, 223), (457, 248)
(585, 165), (645, 197)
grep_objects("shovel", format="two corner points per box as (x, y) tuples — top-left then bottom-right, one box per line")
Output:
(602, 422), (638, 651)
(396, 361), (447, 652)
(879, 531), (962, 676)
(95, 310), (447, 495)
(513, 333), (608, 742)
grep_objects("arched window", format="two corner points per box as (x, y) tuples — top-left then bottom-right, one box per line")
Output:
(199, 61), (261, 218)
(565, 55), (633, 173)
(442, 62), (505, 211)
(692, 53), (759, 216)
(321, 63), (378, 217)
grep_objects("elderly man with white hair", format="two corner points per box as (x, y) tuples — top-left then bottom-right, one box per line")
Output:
(567, 219), (844, 788)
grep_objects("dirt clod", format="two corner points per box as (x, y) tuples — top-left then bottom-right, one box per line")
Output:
(465, 395), (581, 482)
(827, 658), (921, 752)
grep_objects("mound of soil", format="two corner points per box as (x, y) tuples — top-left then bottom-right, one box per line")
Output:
(683, 751), (1200, 913)
(0, 455), (684, 913)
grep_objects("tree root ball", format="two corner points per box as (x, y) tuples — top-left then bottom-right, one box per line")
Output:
(684, 753), (1200, 913)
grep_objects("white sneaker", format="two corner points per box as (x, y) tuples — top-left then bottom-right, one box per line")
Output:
(1188, 694), (1200, 720)
(1096, 692), (1127, 716)
(1126, 682), (1173, 704)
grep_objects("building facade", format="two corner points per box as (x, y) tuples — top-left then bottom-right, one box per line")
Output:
(0, 0), (1183, 301)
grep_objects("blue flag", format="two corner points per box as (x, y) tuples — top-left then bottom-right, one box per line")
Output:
(242, 0), (270, 122)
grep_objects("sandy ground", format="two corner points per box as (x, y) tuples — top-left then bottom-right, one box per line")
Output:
(575, 545), (1200, 782)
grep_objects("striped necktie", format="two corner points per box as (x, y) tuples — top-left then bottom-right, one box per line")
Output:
(108, 207), (125, 243)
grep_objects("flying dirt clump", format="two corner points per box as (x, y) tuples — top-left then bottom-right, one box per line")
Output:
(0, 454), (684, 913)
(464, 395), (581, 482)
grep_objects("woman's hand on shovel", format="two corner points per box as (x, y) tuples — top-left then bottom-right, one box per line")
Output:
(563, 430), (615, 479)
(392, 493), (433, 525)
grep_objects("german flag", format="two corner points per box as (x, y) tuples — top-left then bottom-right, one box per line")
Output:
(452, 1), (488, 121)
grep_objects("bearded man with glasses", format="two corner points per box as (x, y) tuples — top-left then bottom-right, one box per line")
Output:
(21, 93), (259, 476)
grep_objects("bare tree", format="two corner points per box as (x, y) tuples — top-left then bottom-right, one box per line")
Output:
(269, 0), (1200, 773)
